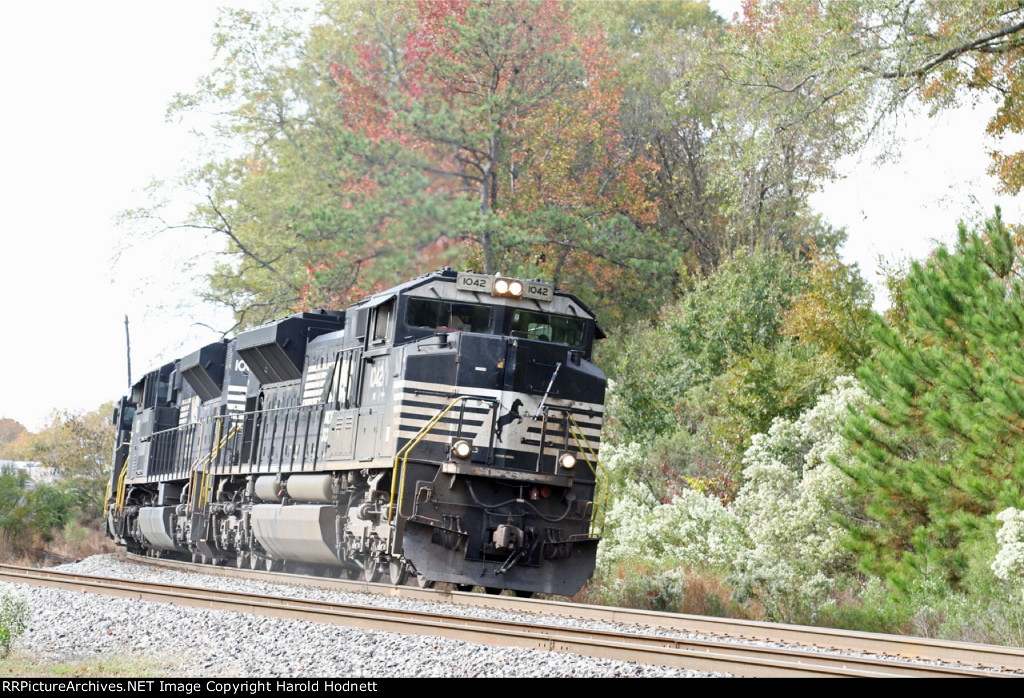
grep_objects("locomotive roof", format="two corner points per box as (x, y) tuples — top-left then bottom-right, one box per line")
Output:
(135, 269), (603, 381)
(350, 267), (602, 323)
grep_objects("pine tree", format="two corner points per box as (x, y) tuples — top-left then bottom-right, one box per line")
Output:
(843, 212), (1024, 591)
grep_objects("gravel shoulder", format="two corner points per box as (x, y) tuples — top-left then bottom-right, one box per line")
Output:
(4, 554), (721, 678)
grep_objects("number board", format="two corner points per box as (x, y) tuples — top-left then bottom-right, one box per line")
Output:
(456, 272), (493, 293)
(455, 273), (554, 301)
(521, 281), (554, 301)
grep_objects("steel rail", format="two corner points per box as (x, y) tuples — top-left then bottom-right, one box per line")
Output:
(0, 564), (1012, 678)
(122, 554), (1024, 674)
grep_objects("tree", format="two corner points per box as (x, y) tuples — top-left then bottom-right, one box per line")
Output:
(0, 419), (26, 451)
(610, 245), (809, 444)
(5, 405), (114, 524)
(844, 212), (1024, 591)
(147, 2), (386, 329)
(0, 466), (73, 550)
(607, 244), (874, 503)
(728, 1), (1024, 194)
(330, 0), (665, 322)
(146, 0), (667, 331)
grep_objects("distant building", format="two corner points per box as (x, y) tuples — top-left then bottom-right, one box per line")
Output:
(0, 460), (58, 484)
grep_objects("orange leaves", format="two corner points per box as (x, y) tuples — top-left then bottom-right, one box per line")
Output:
(989, 150), (1024, 196)
(506, 22), (658, 226)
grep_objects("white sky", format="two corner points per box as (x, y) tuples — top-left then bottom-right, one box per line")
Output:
(0, 1), (1020, 431)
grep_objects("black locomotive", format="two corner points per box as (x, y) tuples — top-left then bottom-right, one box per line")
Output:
(106, 269), (607, 596)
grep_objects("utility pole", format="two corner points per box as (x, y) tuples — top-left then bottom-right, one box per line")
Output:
(125, 314), (132, 388)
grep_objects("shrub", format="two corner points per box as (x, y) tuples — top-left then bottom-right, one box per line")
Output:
(0, 589), (28, 657)
(596, 377), (869, 624)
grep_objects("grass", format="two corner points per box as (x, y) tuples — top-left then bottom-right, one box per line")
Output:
(0, 650), (177, 678)
(0, 520), (116, 568)
(0, 522), (170, 678)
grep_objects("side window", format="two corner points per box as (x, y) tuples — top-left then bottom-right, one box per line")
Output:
(371, 300), (394, 344)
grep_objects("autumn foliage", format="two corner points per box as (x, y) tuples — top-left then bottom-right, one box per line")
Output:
(301, 0), (660, 315)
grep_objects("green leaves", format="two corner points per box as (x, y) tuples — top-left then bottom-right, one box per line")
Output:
(0, 590), (28, 658)
(844, 212), (1024, 589)
(607, 244), (873, 503)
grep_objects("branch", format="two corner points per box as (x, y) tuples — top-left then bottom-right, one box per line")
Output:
(204, 199), (298, 291)
(870, 19), (1024, 79)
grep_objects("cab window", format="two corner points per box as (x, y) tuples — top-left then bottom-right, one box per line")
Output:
(509, 309), (585, 346)
(406, 298), (492, 333)
(370, 299), (394, 344)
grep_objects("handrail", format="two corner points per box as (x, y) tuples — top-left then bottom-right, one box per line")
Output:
(566, 413), (608, 537)
(198, 419), (245, 509)
(198, 419), (223, 510)
(186, 421), (207, 510)
(113, 440), (131, 514)
(114, 463), (128, 514)
(388, 396), (468, 522)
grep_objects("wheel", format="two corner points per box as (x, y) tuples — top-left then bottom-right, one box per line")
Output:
(249, 554), (262, 570)
(265, 557), (282, 572)
(389, 559), (409, 585)
(484, 587), (502, 595)
(344, 567), (362, 580)
(415, 573), (435, 589)
(236, 552), (249, 569)
(363, 561), (383, 583)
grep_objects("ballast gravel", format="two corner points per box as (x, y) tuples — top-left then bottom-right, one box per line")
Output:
(6, 554), (723, 678)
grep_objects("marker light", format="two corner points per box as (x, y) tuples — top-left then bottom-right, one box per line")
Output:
(507, 280), (524, 297)
(494, 278), (510, 295)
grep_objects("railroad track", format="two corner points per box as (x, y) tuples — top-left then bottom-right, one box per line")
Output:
(1, 561), (1019, 678)
(123, 554), (1024, 674)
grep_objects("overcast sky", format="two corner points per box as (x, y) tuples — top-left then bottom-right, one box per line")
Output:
(0, 1), (1020, 432)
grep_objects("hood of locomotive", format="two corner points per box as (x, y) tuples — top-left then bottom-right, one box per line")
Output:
(399, 331), (605, 471)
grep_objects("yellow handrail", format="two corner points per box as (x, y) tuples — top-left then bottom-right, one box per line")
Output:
(187, 421), (208, 509)
(388, 396), (468, 521)
(198, 420), (245, 509)
(113, 458), (127, 513)
(115, 450), (130, 514)
(566, 413), (609, 537)
(198, 419), (222, 510)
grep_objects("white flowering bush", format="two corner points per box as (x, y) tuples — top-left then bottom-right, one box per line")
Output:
(596, 377), (870, 622)
(599, 444), (734, 570)
(725, 376), (868, 620)
(992, 508), (1024, 586)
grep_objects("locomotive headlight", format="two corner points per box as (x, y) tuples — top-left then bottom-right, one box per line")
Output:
(558, 452), (577, 470)
(492, 277), (524, 298)
(451, 439), (473, 460)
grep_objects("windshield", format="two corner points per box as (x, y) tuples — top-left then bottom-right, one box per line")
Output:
(406, 298), (493, 333)
(509, 309), (586, 346)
